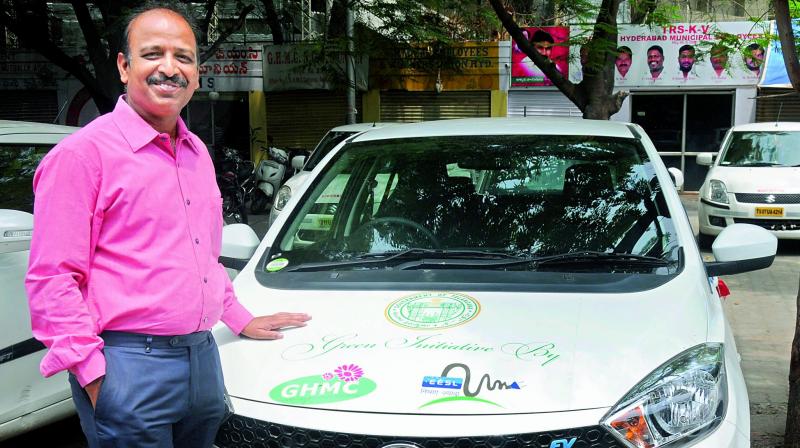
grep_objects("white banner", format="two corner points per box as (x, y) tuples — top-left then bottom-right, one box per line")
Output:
(568, 22), (768, 88)
(264, 44), (368, 92)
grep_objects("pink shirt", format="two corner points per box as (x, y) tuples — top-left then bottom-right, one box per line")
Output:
(25, 97), (253, 387)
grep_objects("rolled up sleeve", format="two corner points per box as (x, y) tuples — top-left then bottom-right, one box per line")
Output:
(25, 148), (106, 387)
(219, 267), (254, 335)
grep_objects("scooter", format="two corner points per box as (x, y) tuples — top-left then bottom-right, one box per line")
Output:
(214, 147), (253, 224)
(250, 146), (289, 214)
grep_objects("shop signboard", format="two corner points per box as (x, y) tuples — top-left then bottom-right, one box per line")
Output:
(371, 42), (505, 91)
(264, 44), (368, 92)
(567, 22), (767, 87)
(198, 46), (264, 92)
(0, 51), (65, 90)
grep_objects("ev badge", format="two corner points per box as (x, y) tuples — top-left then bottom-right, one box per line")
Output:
(765, 194), (777, 203)
(549, 438), (577, 448)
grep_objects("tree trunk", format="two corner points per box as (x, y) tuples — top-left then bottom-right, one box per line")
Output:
(774, 0), (800, 93)
(629, 0), (658, 24)
(261, 0), (284, 44)
(785, 274), (800, 447)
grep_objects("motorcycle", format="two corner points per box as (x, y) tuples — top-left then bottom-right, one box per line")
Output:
(249, 145), (291, 214)
(214, 146), (253, 224)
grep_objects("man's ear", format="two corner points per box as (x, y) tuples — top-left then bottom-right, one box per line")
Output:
(117, 52), (130, 85)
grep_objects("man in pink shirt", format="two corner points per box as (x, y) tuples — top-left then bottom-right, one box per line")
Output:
(25, 3), (310, 447)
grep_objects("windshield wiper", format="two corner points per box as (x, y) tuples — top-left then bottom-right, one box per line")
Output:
(281, 248), (519, 272)
(734, 162), (786, 167)
(396, 250), (672, 271)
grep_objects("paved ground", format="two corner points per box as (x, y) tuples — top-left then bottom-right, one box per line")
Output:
(4, 195), (799, 447)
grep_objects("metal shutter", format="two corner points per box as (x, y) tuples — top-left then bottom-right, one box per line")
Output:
(756, 88), (800, 122)
(266, 90), (362, 151)
(379, 91), (490, 122)
(0, 90), (59, 123)
(507, 91), (582, 117)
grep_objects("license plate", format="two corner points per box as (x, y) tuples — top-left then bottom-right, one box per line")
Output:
(755, 207), (784, 217)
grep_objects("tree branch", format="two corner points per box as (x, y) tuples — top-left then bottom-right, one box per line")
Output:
(199, 4), (255, 63)
(70, 1), (108, 68)
(486, 0), (579, 106)
(260, 0), (284, 44)
(199, 0), (218, 45)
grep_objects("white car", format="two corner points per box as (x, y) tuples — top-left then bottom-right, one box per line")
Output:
(697, 122), (800, 247)
(0, 120), (78, 440)
(269, 123), (397, 226)
(215, 117), (777, 448)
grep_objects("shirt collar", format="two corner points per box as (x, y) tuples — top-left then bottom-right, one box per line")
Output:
(111, 95), (199, 154)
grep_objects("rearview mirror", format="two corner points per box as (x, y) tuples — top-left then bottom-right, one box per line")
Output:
(696, 153), (715, 166)
(0, 210), (34, 254)
(220, 224), (260, 272)
(291, 155), (306, 171)
(704, 224), (777, 276)
(667, 167), (684, 190)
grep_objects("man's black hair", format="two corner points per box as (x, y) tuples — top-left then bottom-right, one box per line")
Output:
(678, 44), (695, 54)
(617, 46), (632, 56)
(122, 1), (200, 63)
(647, 45), (663, 55)
(531, 30), (555, 44)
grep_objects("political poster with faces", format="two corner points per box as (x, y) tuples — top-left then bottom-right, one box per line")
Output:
(567, 22), (768, 88)
(511, 26), (570, 87)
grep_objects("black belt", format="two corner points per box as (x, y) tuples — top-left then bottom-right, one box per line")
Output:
(100, 330), (211, 350)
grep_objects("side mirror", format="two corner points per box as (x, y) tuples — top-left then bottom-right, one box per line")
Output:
(0, 209), (34, 254)
(291, 155), (306, 171)
(704, 224), (777, 276)
(220, 223), (260, 271)
(667, 167), (684, 190)
(696, 153), (714, 166)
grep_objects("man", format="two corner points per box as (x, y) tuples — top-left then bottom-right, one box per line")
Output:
(678, 44), (695, 79)
(710, 44), (729, 77)
(25, 3), (310, 447)
(615, 46), (632, 78)
(531, 29), (554, 59)
(647, 45), (664, 79)
(744, 43), (764, 76)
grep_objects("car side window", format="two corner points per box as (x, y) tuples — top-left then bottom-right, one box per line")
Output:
(0, 144), (51, 213)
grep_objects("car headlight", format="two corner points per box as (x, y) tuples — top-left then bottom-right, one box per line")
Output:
(273, 185), (292, 211)
(707, 180), (729, 204)
(602, 343), (727, 448)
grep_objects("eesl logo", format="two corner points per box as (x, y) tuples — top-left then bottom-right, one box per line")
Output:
(549, 438), (576, 448)
(422, 376), (463, 389)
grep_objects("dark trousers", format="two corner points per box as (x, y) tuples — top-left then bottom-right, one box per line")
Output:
(69, 331), (227, 448)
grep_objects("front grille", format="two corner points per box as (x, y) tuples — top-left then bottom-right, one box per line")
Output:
(215, 415), (624, 448)
(733, 218), (800, 230)
(735, 193), (800, 204)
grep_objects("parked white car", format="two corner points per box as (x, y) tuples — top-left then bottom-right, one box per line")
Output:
(697, 122), (800, 247)
(269, 123), (397, 226)
(216, 117), (776, 448)
(0, 120), (78, 440)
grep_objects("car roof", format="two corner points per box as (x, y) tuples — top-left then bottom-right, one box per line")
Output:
(0, 120), (78, 144)
(351, 117), (636, 142)
(328, 122), (399, 133)
(728, 121), (800, 132)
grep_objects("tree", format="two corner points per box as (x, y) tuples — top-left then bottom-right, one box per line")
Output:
(0, 1), (253, 113)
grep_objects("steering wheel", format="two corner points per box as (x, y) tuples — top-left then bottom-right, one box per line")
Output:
(356, 217), (441, 249)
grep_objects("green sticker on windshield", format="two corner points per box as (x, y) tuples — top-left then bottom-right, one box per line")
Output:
(266, 258), (290, 272)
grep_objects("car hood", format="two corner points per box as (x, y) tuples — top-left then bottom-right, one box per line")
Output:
(216, 271), (710, 415)
(709, 166), (800, 193)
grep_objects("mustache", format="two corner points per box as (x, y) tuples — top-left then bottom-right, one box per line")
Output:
(147, 73), (188, 88)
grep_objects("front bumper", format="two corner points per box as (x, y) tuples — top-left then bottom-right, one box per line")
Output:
(698, 195), (800, 239)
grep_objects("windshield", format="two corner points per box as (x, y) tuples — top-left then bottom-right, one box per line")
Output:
(269, 135), (679, 272)
(304, 131), (358, 171)
(719, 131), (800, 167)
(0, 144), (52, 213)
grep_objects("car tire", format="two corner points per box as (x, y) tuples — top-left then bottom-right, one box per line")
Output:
(697, 232), (714, 250)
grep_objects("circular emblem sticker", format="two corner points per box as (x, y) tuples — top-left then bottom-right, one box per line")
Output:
(266, 258), (290, 272)
(385, 292), (480, 330)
